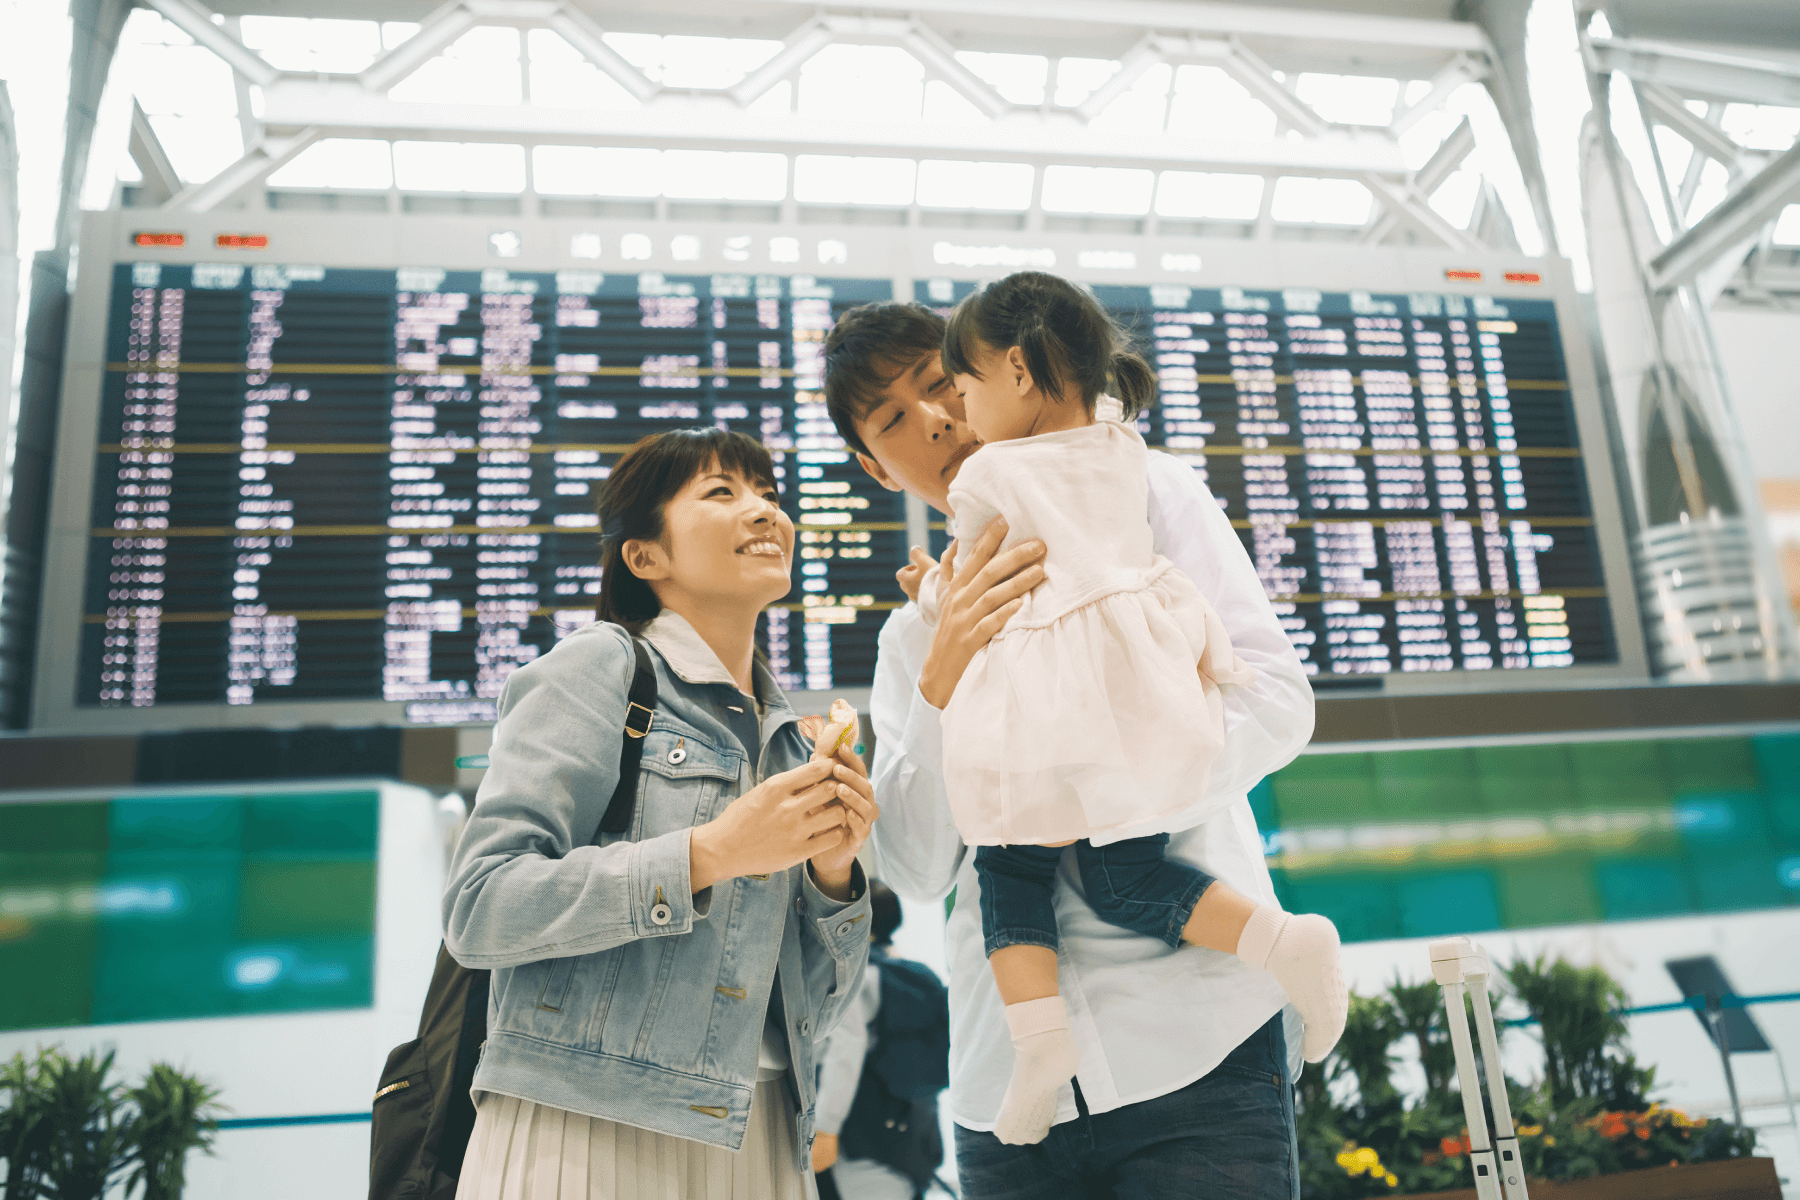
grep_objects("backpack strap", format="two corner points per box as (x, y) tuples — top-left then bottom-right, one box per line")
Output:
(598, 635), (657, 835)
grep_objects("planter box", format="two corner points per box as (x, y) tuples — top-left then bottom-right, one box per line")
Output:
(1407, 1157), (1781, 1200)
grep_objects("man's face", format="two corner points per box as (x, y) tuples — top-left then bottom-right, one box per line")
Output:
(852, 353), (980, 516)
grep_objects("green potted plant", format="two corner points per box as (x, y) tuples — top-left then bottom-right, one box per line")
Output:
(0, 1048), (222, 1200)
(1295, 957), (1772, 1198)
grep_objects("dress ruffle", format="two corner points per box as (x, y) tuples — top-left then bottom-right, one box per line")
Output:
(940, 561), (1253, 848)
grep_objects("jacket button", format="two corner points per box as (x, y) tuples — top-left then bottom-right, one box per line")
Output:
(667, 747), (687, 765)
(800, 1018), (811, 1036)
(651, 903), (672, 925)
(835, 921), (853, 936)
(794, 897), (805, 915)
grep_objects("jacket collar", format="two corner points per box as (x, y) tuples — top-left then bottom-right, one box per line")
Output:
(640, 609), (790, 716)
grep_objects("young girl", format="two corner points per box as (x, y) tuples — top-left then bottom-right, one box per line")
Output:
(917, 271), (1347, 1145)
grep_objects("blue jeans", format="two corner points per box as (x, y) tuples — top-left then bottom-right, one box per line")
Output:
(975, 835), (1215, 954)
(954, 1014), (1298, 1199)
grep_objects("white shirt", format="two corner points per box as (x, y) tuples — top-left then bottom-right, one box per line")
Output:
(814, 961), (882, 1136)
(867, 449), (1315, 1132)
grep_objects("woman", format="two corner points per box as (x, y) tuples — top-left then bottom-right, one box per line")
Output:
(443, 427), (878, 1199)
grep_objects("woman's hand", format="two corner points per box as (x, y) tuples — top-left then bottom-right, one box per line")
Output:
(917, 518), (1046, 709)
(806, 745), (878, 902)
(812, 1131), (839, 1173)
(688, 758), (846, 893)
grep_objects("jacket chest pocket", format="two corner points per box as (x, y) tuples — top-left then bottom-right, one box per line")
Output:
(633, 727), (741, 839)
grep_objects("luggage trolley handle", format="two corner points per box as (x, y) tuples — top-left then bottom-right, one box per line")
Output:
(1430, 937), (1530, 1200)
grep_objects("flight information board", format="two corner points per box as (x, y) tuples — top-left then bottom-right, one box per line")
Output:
(921, 279), (1614, 679)
(85, 264), (895, 719)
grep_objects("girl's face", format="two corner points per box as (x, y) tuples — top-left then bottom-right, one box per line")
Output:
(624, 462), (794, 615)
(951, 340), (1040, 444)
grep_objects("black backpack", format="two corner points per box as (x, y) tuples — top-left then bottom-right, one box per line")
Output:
(369, 634), (657, 1200)
(837, 952), (951, 1195)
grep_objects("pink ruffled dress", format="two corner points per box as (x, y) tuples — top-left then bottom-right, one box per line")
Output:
(920, 402), (1254, 848)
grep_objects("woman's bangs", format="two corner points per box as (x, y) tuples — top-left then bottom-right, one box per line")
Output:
(709, 433), (777, 492)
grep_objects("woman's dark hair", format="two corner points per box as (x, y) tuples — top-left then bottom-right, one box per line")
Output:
(869, 881), (902, 947)
(596, 428), (778, 632)
(941, 271), (1156, 418)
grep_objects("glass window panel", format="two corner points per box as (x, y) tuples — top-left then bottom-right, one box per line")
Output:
(1773, 204), (1800, 246)
(446, 25), (520, 61)
(239, 16), (382, 73)
(531, 144), (598, 195)
(1155, 171), (1264, 220)
(393, 141), (525, 192)
(1685, 157), (1729, 226)
(794, 155), (916, 205)
(527, 33), (640, 110)
(916, 159), (1034, 210)
(1720, 103), (1800, 151)
(923, 80), (987, 125)
(1428, 168), (1481, 228)
(658, 35), (781, 89)
(1054, 57), (1119, 107)
(1090, 62), (1171, 132)
(953, 51), (1048, 105)
(1270, 176), (1373, 224)
(662, 150), (786, 201)
(594, 147), (663, 197)
(146, 115), (244, 183)
(797, 44), (924, 122)
(267, 138), (394, 190)
(1168, 66), (1274, 141)
(1041, 165), (1153, 215)
(1651, 126), (1693, 183)
(389, 54), (522, 105)
(602, 32), (664, 81)
(1294, 72), (1399, 126)
(130, 45), (237, 117)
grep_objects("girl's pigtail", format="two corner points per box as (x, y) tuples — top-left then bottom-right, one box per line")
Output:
(1017, 310), (1067, 406)
(1109, 351), (1158, 418)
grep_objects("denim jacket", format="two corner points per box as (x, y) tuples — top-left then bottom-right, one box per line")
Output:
(442, 611), (872, 1164)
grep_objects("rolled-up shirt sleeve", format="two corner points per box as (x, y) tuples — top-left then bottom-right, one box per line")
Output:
(1147, 452), (1314, 801)
(867, 606), (968, 904)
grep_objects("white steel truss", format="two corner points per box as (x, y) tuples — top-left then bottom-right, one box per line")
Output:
(129, 0), (1519, 252)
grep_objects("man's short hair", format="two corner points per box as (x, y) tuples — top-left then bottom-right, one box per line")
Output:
(824, 301), (946, 457)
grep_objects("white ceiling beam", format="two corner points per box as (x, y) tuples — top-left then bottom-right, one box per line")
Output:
(1360, 173), (1481, 252)
(1649, 139), (1800, 294)
(361, 0), (480, 92)
(1636, 82), (1742, 167)
(1223, 38), (1326, 138)
(903, 20), (1013, 121)
(809, 0), (1489, 53)
(1390, 52), (1484, 138)
(1589, 37), (1800, 108)
(1075, 35), (1161, 121)
(128, 101), (183, 204)
(258, 81), (1409, 177)
(543, 4), (659, 103)
(728, 17), (833, 107)
(1360, 116), (1474, 244)
(163, 128), (323, 213)
(142, 0), (277, 87)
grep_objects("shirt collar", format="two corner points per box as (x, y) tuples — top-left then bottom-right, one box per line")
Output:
(639, 609), (788, 713)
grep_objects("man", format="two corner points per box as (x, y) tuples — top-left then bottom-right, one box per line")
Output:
(824, 301), (1315, 1197)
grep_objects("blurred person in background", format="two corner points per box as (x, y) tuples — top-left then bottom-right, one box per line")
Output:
(813, 882), (951, 1200)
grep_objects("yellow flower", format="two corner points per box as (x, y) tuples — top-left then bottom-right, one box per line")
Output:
(1385, 1173), (1399, 1187)
(1516, 1124), (1543, 1137)
(1544, 1136), (1556, 1147)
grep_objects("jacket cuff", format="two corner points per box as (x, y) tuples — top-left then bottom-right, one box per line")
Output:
(906, 678), (947, 773)
(629, 828), (701, 937)
(803, 860), (871, 956)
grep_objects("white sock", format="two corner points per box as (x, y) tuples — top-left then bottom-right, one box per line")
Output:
(1236, 907), (1347, 1064)
(993, 997), (1079, 1146)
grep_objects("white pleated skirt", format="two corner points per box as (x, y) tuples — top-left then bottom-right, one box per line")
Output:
(455, 1082), (813, 1200)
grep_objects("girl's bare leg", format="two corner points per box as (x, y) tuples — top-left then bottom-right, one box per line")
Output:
(1182, 880), (1348, 1063)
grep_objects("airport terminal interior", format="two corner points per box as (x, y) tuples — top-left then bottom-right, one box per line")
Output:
(0, 0), (1798, 1196)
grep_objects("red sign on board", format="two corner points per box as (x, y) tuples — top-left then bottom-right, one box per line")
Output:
(215, 233), (270, 249)
(1503, 271), (1543, 285)
(133, 232), (185, 247)
(1444, 268), (1482, 282)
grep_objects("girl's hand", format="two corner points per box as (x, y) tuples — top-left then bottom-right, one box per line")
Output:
(806, 762), (878, 901)
(896, 545), (932, 603)
(688, 759), (845, 892)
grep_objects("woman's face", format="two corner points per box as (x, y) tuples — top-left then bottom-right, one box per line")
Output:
(626, 461), (795, 614)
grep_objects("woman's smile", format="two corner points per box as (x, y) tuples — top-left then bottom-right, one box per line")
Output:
(737, 536), (785, 558)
